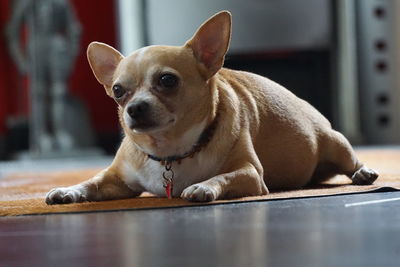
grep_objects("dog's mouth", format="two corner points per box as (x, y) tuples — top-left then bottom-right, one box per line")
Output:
(129, 120), (155, 131)
(130, 118), (175, 133)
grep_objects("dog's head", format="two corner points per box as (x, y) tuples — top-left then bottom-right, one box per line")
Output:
(87, 11), (231, 150)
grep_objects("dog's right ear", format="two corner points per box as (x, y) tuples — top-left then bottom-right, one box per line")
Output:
(87, 42), (124, 95)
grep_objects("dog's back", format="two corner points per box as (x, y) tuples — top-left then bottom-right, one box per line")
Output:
(217, 68), (349, 189)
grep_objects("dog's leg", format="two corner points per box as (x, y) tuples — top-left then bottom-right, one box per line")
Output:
(45, 168), (142, 205)
(181, 133), (269, 202)
(320, 130), (379, 185)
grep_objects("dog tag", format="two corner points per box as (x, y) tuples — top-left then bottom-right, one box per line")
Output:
(163, 162), (174, 199)
(165, 181), (173, 199)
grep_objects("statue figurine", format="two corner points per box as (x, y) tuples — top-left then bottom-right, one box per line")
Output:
(6, 0), (82, 155)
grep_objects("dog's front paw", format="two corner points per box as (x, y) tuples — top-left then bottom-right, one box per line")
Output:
(352, 166), (379, 185)
(45, 186), (87, 205)
(181, 183), (218, 202)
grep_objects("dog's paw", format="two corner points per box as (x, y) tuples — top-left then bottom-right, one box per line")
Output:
(45, 186), (87, 205)
(352, 166), (379, 185)
(181, 183), (218, 202)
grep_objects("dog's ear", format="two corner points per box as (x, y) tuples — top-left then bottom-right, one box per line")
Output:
(185, 11), (231, 79)
(87, 42), (123, 95)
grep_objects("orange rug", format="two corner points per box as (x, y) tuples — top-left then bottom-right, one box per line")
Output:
(1, 148), (399, 216)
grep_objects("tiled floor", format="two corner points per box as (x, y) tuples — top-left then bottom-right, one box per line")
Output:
(1, 191), (399, 267)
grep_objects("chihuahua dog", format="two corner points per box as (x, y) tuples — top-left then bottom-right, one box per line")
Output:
(46, 11), (378, 204)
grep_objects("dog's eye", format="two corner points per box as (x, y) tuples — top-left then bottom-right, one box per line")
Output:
(159, 74), (178, 89)
(112, 84), (125, 98)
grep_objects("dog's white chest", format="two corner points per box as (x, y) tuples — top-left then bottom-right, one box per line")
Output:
(122, 154), (221, 197)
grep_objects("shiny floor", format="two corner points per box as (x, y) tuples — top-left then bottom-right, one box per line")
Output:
(1, 191), (400, 267)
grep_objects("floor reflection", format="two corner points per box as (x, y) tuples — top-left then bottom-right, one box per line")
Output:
(2, 192), (399, 266)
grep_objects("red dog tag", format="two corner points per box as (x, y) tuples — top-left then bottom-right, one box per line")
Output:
(163, 162), (174, 199)
(165, 181), (173, 199)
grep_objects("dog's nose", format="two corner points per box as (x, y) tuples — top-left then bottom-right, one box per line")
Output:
(127, 101), (150, 120)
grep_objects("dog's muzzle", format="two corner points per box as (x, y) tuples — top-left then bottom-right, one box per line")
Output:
(126, 101), (155, 130)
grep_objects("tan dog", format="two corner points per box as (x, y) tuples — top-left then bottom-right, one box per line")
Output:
(46, 11), (378, 204)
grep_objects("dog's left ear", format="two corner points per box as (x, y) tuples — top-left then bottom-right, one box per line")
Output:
(185, 11), (232, 79)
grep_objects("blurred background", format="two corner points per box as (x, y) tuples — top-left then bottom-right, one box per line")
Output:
(0, 0), (399, 161)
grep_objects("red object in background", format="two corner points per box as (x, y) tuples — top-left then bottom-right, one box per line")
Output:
(0, 0), (119, 136)
(70, 0), (119, 133)
(0, 0), (21, 134)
